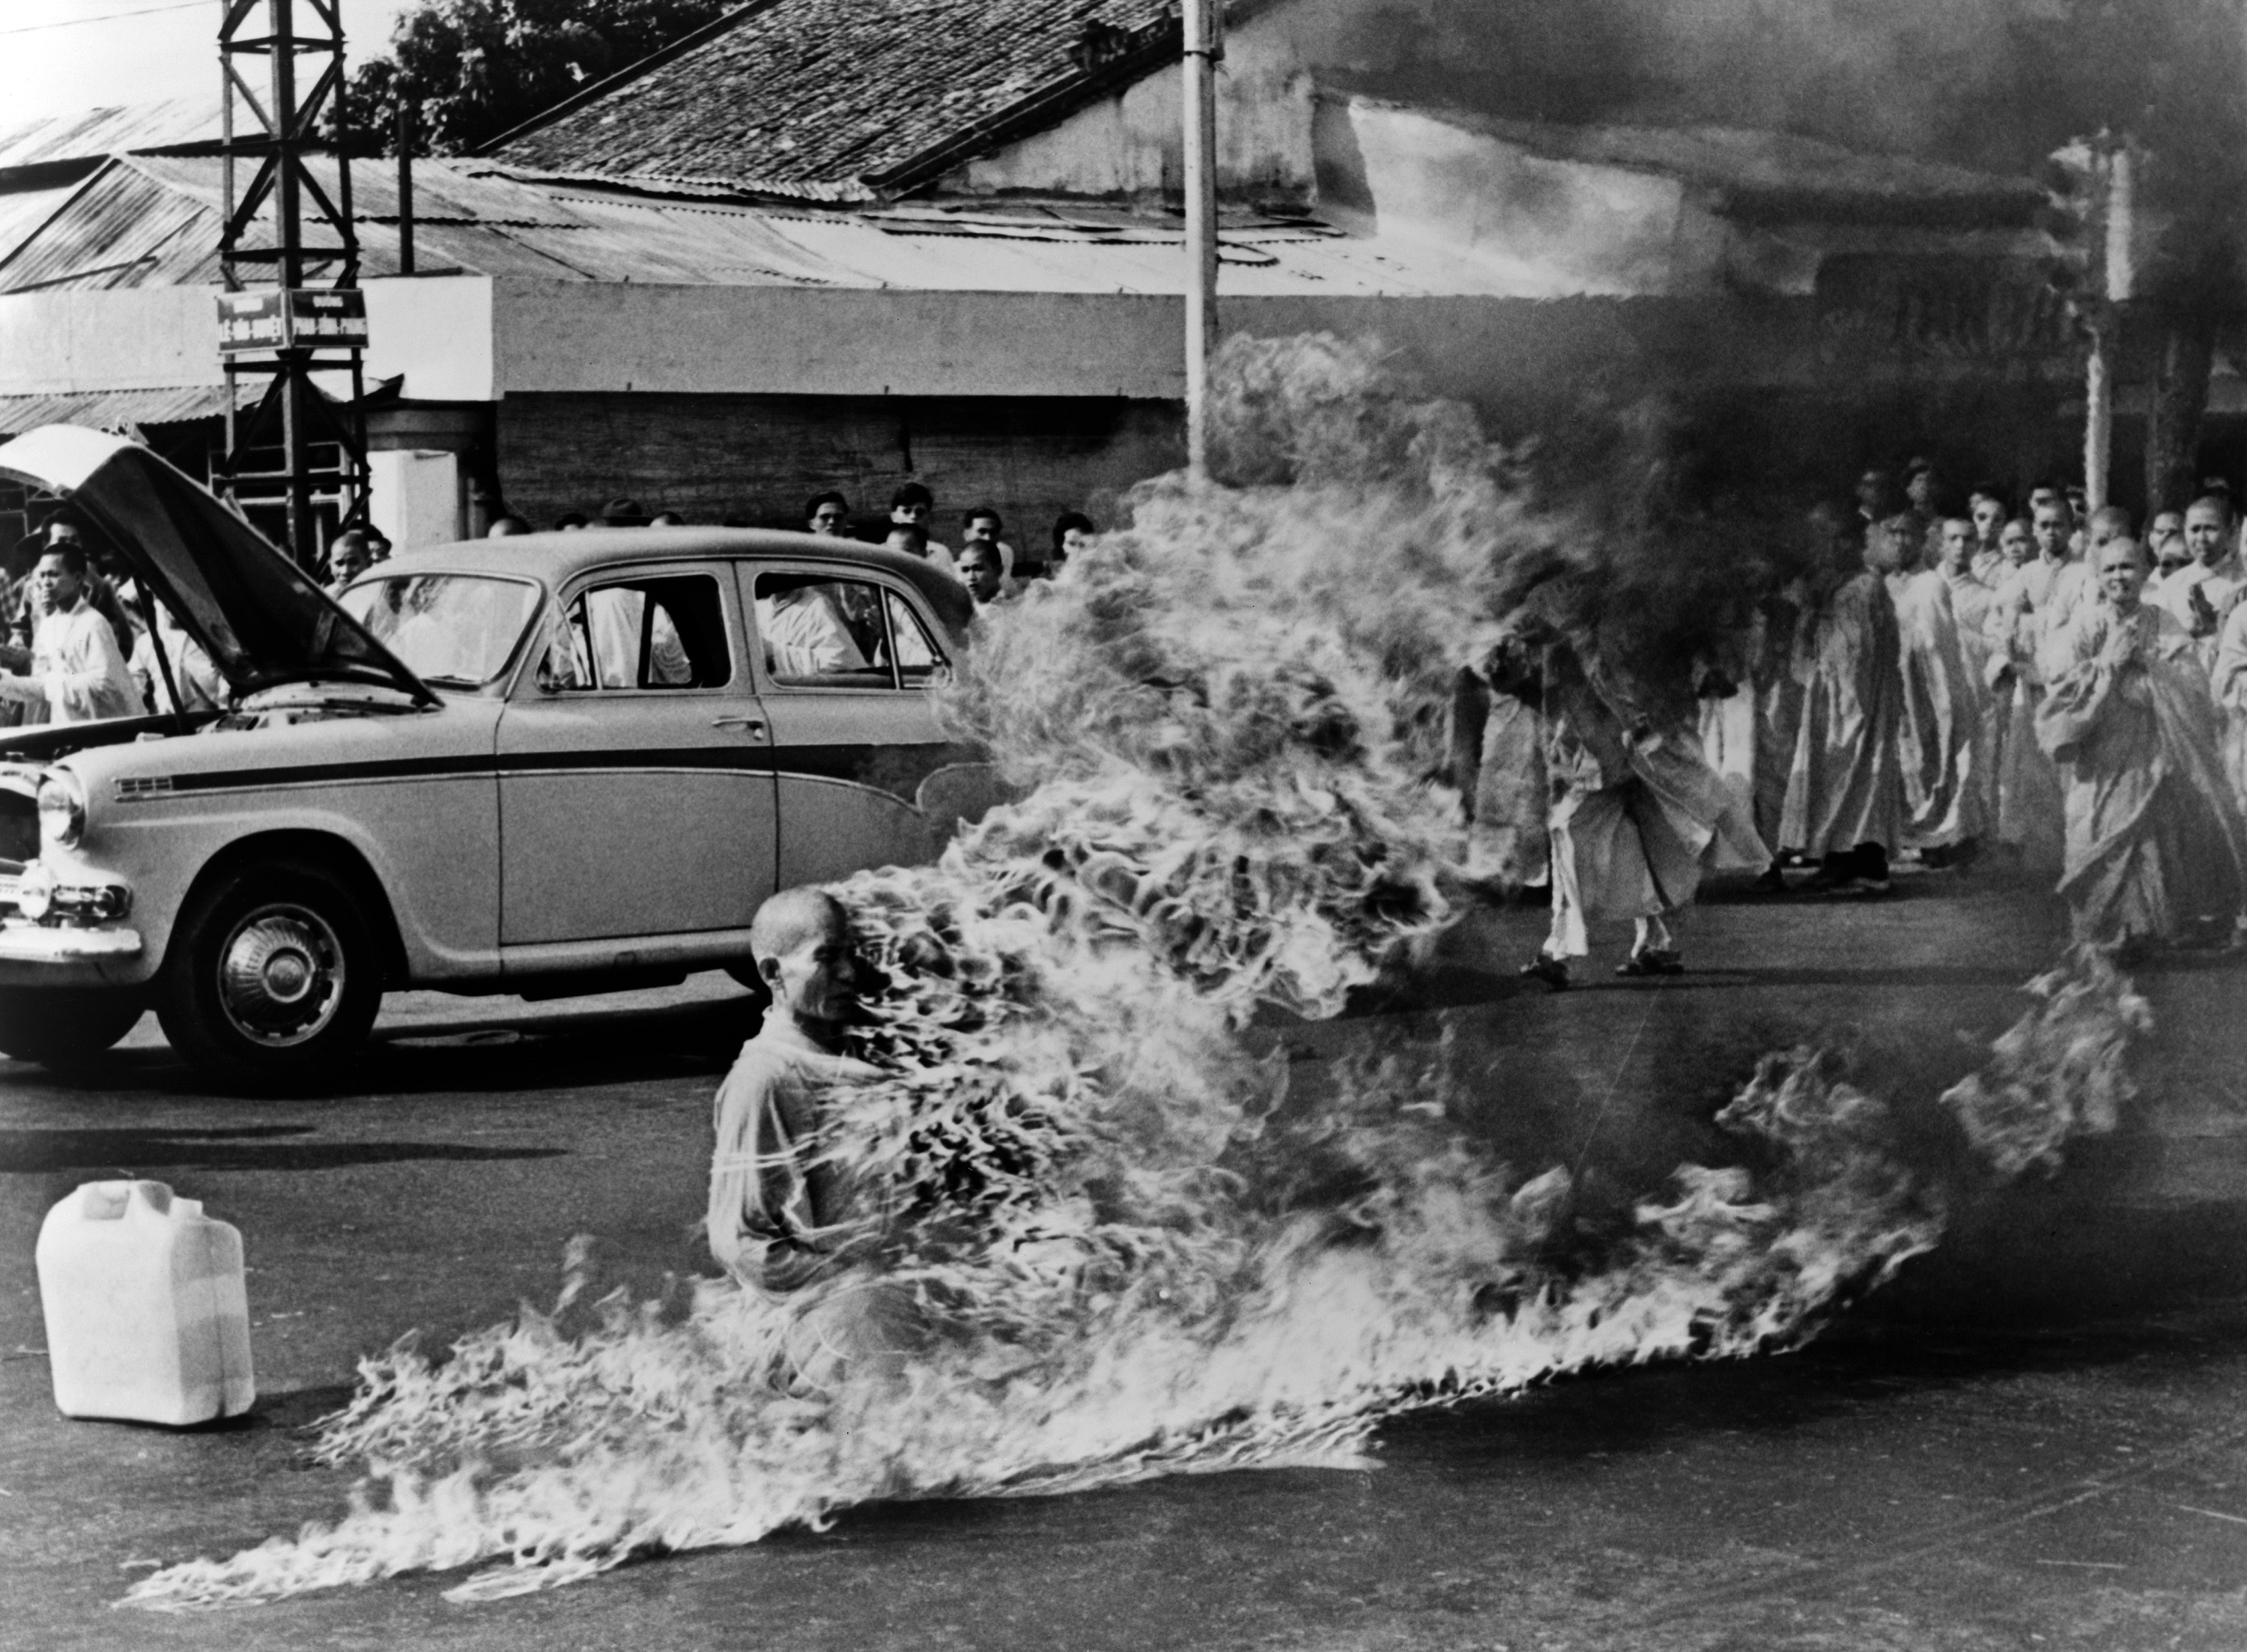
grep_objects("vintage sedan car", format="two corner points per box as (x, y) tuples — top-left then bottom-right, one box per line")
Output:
(0, 425), (1002, 1090)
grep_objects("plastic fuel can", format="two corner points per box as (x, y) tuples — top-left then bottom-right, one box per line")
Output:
(34, 1179), (255, 1425)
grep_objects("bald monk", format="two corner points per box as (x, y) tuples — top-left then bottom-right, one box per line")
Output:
(1987, 514), (2070, 874)
(2037, 537), (2247, 950)
(709, 887), (920, 1387)
(1937, 516), (2005, 839)
(1884, 514), (1984, 863)
(2154, 495), (2246, 668)
(1780, 504), (1905, 893)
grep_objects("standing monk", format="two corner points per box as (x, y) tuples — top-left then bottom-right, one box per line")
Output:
(2153, 495), (2245, 668)
(1885, 514), (1984, 864)
(1937, 517), (2006, 843)
(2038, 538), (2247, 951)
(1497, 605), (1766, 988)
(1780, 505), (1906, 893)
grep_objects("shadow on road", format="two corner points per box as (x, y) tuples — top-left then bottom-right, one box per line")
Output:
(0, 1123), (567, 1174)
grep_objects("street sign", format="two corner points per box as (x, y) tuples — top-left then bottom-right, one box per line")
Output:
(217, 289), (368, 355)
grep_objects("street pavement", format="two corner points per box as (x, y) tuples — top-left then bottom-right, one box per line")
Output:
(7, 867), (2247, 1650)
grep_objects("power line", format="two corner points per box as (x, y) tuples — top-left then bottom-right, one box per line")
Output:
(0, 1), (213, 37)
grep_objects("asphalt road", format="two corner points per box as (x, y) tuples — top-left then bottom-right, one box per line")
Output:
(7, 869), (2247, 1651)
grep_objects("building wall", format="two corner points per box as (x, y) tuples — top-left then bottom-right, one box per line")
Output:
(0, 286), (223, 394)
(492, 392), (1183, 543)
(953, 7), (1317, 200)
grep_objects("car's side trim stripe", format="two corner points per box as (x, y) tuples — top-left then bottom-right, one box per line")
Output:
(136, 743), (977, 796)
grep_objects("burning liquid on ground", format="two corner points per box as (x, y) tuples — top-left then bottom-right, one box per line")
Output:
(126, 338), (2150, 1608)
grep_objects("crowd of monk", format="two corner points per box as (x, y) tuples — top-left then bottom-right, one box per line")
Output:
(1454, 464), (2247, 983)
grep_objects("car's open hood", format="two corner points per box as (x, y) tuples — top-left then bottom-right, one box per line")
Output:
(0, 425), (432, 703)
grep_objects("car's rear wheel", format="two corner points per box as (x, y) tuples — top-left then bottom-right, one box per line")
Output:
(0, 987), (147, 1069)
(158, 859), (385, 1093)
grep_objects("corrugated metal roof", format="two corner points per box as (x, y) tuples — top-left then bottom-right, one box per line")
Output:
(7, 150), (2030, 305)
(0, 383), (249, 437)
(0, 99), (220, 174)
(0, 180), (83, 268)
(0, 163), (216, 294)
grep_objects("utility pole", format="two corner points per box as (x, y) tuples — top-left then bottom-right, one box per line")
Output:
(1181, 0), (1220, 482)
(215, 0), (369, 568)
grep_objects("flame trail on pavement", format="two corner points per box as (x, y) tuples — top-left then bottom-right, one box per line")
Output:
(124, 338), (2145, 1609)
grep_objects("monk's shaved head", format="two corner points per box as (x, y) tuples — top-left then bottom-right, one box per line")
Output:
(2098, 535), (2151, 571)
(749, 887), (849, 966)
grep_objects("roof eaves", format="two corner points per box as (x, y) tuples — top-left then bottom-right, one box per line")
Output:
(473, 0), (788, 158)
(473, 161), (877, 206)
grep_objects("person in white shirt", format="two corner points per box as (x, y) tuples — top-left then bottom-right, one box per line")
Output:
(889, 482), (956, 577)
(959, 505), (1016, 581)
(758, 581), (867, 678)
(0, 546), (141, 724)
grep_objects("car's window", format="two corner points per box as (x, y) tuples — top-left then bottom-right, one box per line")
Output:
(338, 574), (541, 689)
(543, 573), (730, 691)
(754, 572), (895, 688)
(885, 589), (945, 687)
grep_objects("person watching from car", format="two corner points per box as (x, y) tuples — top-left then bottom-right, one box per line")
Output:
(0, 542), (142, 724)
(488, 515), (532, 538)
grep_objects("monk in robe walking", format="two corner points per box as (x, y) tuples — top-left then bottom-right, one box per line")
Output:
(1884, 515), (1984, 864)
(1780, 505), (1905, 893)
(1490, 604), (1766, 988)
(2037, 538), (2247, 952)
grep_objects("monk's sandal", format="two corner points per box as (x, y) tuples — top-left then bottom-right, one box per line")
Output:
(1519, 955), (1571, 990)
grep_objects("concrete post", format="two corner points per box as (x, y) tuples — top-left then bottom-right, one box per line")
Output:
(1182, 0), (1220, 482)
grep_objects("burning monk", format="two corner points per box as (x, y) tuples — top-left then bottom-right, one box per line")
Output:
(1492, 604), (1767, 987)
(708, 887), (919, 1387)
(1780, 505), (1905, 893)
(2035, 537), (2247, 951)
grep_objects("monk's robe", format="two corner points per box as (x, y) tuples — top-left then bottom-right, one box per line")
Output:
(1750, 586), (1807, 854)
(2036, 601), (2247, 946)
(2153, 553), (2246, 669)
(1695, 622), (1759, 824)
(1888, 567), (1984, 850)
(1522, 645), (1765, 959)
(1944, 563), (2007, 837)
(2207, 600), (2247, 819)
(1780, 569), (1905, 861)
(1449, 664), (1549, 888)
(1987, 559), (2079, 875)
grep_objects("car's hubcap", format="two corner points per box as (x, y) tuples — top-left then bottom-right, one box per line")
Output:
(218, 905), (344, 1047)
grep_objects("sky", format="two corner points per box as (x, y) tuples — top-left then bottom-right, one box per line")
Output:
(0, 0), (418, 125)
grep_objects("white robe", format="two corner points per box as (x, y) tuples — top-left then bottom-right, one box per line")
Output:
(0, 599), (140, 723)
(1889, 568), (1984, 848)
(1780, 571), (1905, 859)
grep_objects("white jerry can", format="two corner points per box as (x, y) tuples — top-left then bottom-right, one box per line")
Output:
(34, 1179), (255, 1426)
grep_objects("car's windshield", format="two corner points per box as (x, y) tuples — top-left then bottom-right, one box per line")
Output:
(336, 574), (542, 689)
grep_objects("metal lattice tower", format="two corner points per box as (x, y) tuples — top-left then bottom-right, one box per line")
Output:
(216, 0), (368, 568)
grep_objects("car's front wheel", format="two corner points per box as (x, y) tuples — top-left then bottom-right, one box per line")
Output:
(158, 859), (386, 1093)
(0, 986), (147, 1069)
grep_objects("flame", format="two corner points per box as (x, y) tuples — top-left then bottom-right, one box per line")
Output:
(123, 341), (2151, 1609)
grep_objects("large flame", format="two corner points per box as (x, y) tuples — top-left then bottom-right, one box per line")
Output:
(126, 338), (2148, 1609)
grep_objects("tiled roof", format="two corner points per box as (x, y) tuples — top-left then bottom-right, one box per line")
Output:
(491, 0), (1184, 196)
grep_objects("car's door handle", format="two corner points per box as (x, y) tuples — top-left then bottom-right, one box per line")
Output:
(712, 715), (767, 739)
